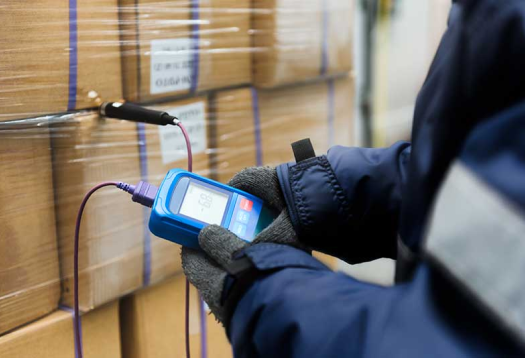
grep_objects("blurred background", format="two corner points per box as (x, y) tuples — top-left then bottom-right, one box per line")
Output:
(342, 0), (451, 285)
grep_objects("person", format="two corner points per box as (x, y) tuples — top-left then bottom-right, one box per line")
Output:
(182, 0), (525, 356)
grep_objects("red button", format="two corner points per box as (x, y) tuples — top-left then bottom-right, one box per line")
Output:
(240, 198), (253, 212)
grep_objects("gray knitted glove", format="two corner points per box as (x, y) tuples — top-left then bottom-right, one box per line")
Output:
(181, 166), (300, 324)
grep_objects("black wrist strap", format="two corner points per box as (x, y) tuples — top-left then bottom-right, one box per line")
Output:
(291, 138), (316, 163)
(223, 257), (261, 331)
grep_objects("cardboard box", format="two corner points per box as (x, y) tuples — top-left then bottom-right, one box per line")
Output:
(212, 76), (354, 183)
(258, 76), (355, 166)
(53, 98), (213, 308)
(206, 314), (233, 358)
(252, 0), (353, 88)
(141, 97), (212, 284)
(211, 88), (258, 183)
(0, 125), (61, 335)
(52, 113), (144, 311)
(120, 275), (203, 358)
(0, 302), (121, 358)
(119, 0), (251, 102)
(0, 0), (123, 122)
(313, 252), (338, 270)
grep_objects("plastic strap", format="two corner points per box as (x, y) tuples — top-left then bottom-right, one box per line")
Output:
(226, 256), (255, 275)
(327, 79), (335, 146)
(65, 2), (81, 354)
(190, 0), (200, 94)
(320, 0), (329, 76)
(251, 87), (263, 166)
(136, 123), (152, 286)
(291, 139), (316, 163)
(60, 305), (84, 358)
(199, 297), (208, 358)
(67, 0), (78, 110)
(133, 0), (142, 100)
(223, 257), (260, 330)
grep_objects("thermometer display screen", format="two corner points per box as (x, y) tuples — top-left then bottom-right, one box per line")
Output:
(179, 181), (229, 225)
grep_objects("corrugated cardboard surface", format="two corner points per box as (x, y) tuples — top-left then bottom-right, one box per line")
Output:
(52, 113), (143, 311)
(252, 0), (353, 88)
(0, 0), (123, 122)
(0, 125), (60, 335)
(0, 302), (121, 358)
(213, 76), (354, 184)
(120, 275), (203, 358)
(206, 314), (233, 358)
(143, 97), (211, 284)
(258, 76), (355, 166)
(313, 252), (338, 270)
(211, 88), (257, 183)
(76, 0), (124, 109)
(119, 0), (251, 102)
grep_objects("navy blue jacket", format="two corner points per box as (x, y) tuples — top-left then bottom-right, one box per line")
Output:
(226, 1), (525, 356)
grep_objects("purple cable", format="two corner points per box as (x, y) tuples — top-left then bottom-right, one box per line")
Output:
(73, 180), (158, 358)
(74, 181), (120, 358)
(178, 122), (193, 173)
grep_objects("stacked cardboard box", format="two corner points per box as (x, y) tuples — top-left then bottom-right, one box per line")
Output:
(52, 113), (145, 310)
(0, 302), (120, 358)
(0, 125), (61, 335)
(206, 313), (233, 358)
(211, 88), (258, 183)
(119, 0), (251, 102)
(258, 77), (354, 165)
(121, 274), (233, 358)
(0, 0), (354, 355)
(0, 0), (123, 122)
(120, 274), (203, 358)
(212, 76), (354, 182)
(51, 97), (215, 310)
(252, 0), (353, 87)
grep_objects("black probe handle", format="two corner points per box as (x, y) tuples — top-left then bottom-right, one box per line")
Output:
(100, 102), (177, 126)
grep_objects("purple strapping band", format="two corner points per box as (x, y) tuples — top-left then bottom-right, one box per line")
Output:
(327, 79), (335, 146)
(60, 305), (83, 358)
(136, 123), (152, 287)
(66, 0), (81, 354)
(190, 0), (200, 94)
(67, 0), (78, 111)
(250, 87), (263, 166)
(320, 0), (329, 77)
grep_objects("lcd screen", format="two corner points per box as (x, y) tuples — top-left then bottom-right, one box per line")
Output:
(179, 181), (229, 225)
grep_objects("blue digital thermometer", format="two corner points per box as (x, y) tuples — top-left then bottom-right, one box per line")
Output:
(149, 169), (275, 249)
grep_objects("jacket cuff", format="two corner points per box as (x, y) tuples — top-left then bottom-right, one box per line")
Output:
(222, 244), (328, 331)
(277, 156), (351, 249)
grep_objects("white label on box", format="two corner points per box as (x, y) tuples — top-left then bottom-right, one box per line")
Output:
(158, 101), (207, 165)
(150, 38), (194, 94)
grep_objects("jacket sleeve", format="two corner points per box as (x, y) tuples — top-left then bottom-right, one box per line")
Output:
(277, 141), (411, 264)
(227, 244), (521, 358)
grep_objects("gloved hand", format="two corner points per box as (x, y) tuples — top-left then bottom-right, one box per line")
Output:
(181, 166), (301, 324)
